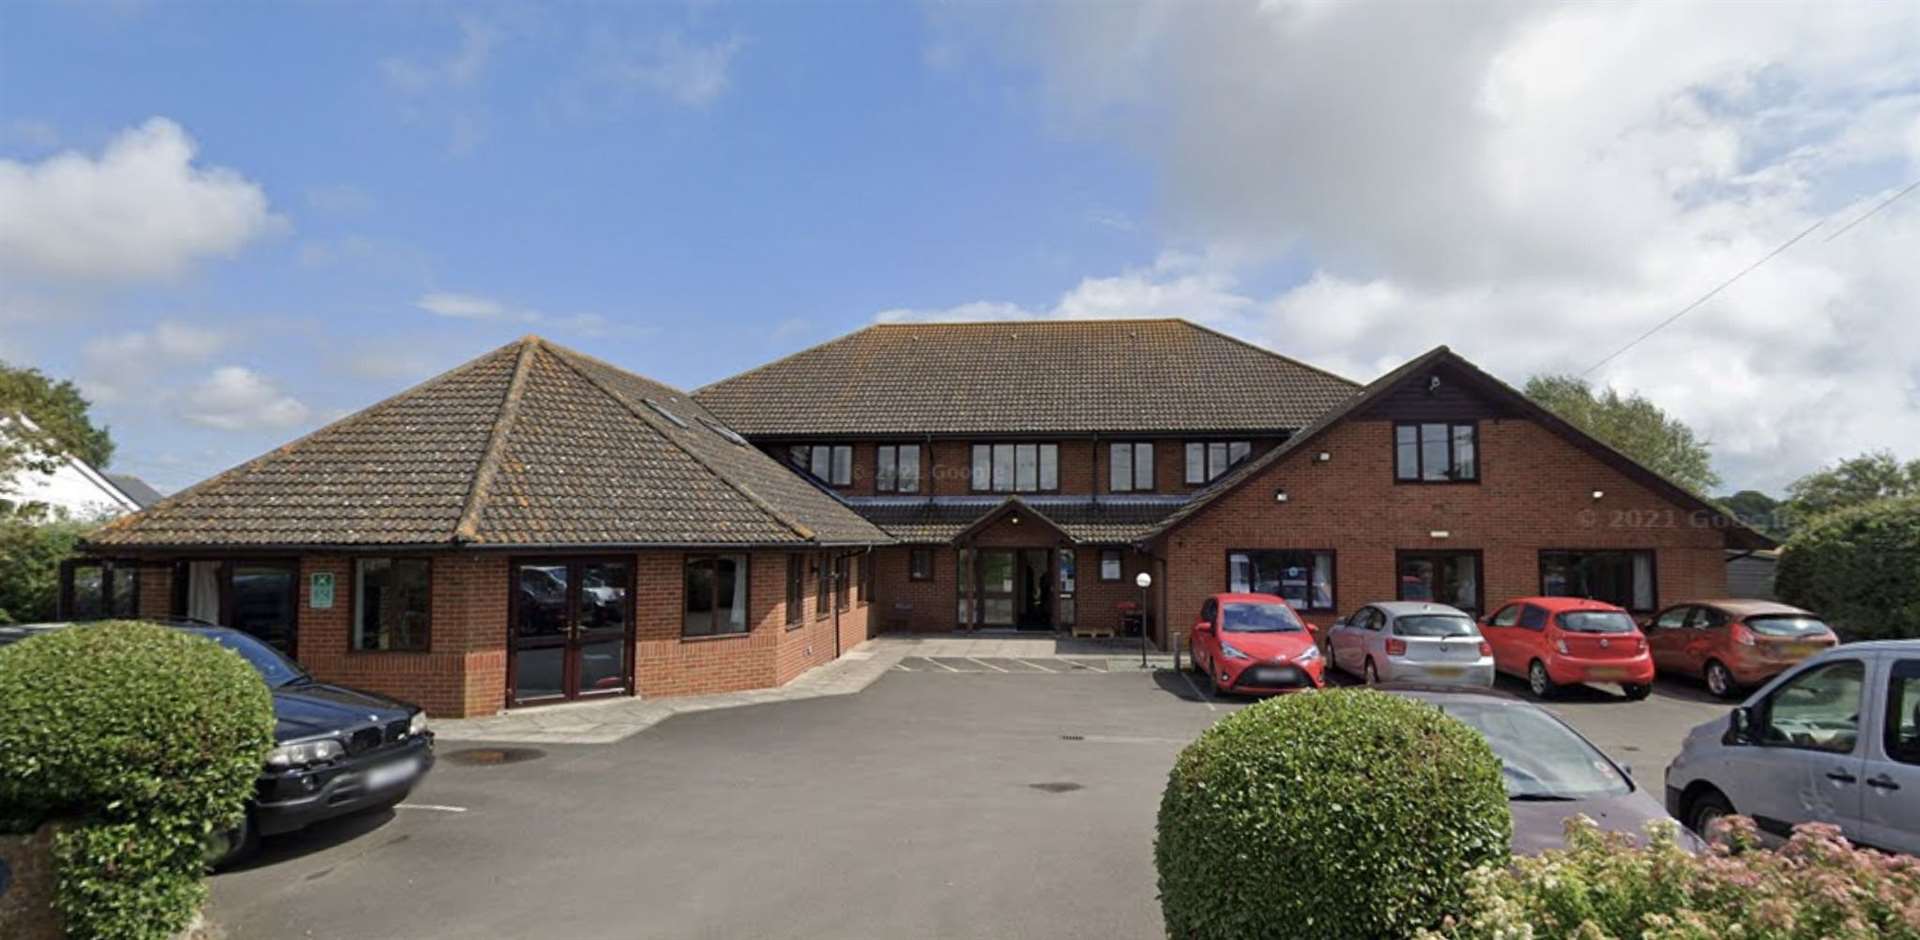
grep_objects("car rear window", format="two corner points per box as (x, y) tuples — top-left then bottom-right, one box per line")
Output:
(1556, 611), (1636, 634)
(1393, 615), (1480, 638)
(1745, 615), (1831, 638)
(1221, 602), (1305, 633)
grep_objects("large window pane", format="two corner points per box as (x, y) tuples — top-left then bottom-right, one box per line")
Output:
(686, 554), (748, 636)
(877, 445), (897, 491)
(830, 447), (852, 486)
(683, 559), (716, 635)
(1208, 443), (1228, 481)
(1762, 660), (1864, 754)
(972, 445), (992, 491)
(1398, 553), (1480, 613)
(1396, 425), (1419, 480)
(515, 647), (565, 700)
(355, 558), (431, 651)
(1540, 550), (1656, 611)
(581, 562), (629, 631)
(230, 564), (297, 654)
(898, 445), (920, 493)
(981, 552), (1016, 594)
(70, 563), (105, 619)
(577, 639), (626, 694)
(993, 444), (1014, 492)
(1015, 444), (1038, 491)
(1228, 441), (1250, 465)
(1451, 425), (1477, 480)
(1110, 444), (1132, 492)
(1226, 550), (1335, 611)
(810, 446), (831, 480)
(1039, 444), (1058, 490)
(1186, 443), (1205, 484)
(1135, 443), (1154, 489)
(1420, 424), (1450, 481)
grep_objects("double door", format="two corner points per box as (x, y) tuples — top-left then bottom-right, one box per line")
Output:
(509, 559), (634, 706)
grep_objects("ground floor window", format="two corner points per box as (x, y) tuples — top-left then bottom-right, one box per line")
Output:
(1540, 549), (1655, 612)
(956, 548), (974, 624)
(59, 558), (140, 620)
(1228, 549), (1335, 611)
(1396, 551), (1482, 614)
(685, 554), (750, 637)
(169, 560), (299, 655)
(909, 548), (933, 581)
(1099, 549), (1123, 581)
(814, 553), (830, 617)
(354, 558), (431, 651)
(835, 555), (851, 611)
(785, 554), (805, 626)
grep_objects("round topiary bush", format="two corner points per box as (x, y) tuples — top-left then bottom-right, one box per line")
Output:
(1776, 495), (1920, 641)
(1156, 689), (1511, 940)
(0, 620), (275, 939)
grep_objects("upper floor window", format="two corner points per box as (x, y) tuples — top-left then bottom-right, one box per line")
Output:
(876, 444), (922, 493)
(971, 443), (1059, 493)
(1395, 422), (1477, 483)
(1185, 441), (1251, 485)
(1109, 442), (1155, 492)
(790, 444), (853, 487)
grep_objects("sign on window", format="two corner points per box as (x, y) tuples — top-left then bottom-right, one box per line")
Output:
(309, 571), (335, 609)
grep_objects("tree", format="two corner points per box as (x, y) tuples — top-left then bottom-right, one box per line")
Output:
(1718, 489), (1787, 539)
(1775, 496), (1920, 641)
(1523, 375), (1721, 494)
(1783, 451), (1920, 523)
(0, 508), (90, 624)
(0, 362), (115, 469)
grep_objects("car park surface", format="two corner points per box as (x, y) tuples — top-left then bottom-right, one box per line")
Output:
(210, 661), (1731, 939)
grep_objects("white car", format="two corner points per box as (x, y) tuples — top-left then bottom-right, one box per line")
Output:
(1324, 601), (1495, 687)
(1666, 640), (1920, 854)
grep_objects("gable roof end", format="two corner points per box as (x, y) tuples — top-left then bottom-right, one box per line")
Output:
(1148, 346), (1777, 551)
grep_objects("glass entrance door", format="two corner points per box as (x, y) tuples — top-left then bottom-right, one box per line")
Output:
(1017, 549), (1053, 630)
(978, 550), (1017, 627)
(510, 559), (633, 706)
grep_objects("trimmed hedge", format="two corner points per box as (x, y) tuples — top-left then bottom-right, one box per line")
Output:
(1776, 496), (1920, 640)
(1155, 689), (1511, 940)
(0, 621), (275, 939)
(1420, 816), (1920, 940)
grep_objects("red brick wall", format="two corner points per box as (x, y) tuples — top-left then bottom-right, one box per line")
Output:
(1153, 417), (1732, 653)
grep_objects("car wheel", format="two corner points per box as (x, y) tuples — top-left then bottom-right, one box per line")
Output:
(1623, 683), (1653, 701)
(1363, 658), (1380, 686)
(204, 808), (259, 871)
(1202, 658), (1219, 698)
(1705, 660), (1737, 699)
(1528, 660), (1558, 699)
(1688, 789), (1735, 840)
(1186, 642), (1202, 676)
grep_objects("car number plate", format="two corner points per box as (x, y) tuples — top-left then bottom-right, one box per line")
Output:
(365, 756), (419, 791)
(1587, 667), (1629, 680)
(1426, 666), (1464, 678)
(1785, 643), (1821, 657)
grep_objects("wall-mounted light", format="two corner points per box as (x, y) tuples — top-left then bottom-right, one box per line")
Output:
(1591, 490), (1605, 501)
(1427, 375), (1443, 394)
(1315, 451), (1332, 463)
(1274, 489), (1289, 503)
(1430, 530), (1450, 539)
(1010, 515), (1021, 525)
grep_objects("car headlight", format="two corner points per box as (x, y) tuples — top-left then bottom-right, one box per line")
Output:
(265, 738), (345, 770)
(1295, 645), (1320, 662)
(1220, 643), (1251, 660)
(408, 711), (430, 737)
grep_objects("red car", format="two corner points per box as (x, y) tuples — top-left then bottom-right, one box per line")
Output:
(1643, 599), (1838, 698)
(1481, 596), (1654, 700)
(1187, 592), (1325, 696)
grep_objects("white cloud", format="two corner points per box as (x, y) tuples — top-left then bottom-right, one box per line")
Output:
(0, 118), (280, 282)
(382, 20), (498, 94)
(594, 31), (745, 108)
(183, 366), (311, 431)
(80, 321), (231, 405)
(922, 0), (1920, 491)
(413, 290), (610, 335)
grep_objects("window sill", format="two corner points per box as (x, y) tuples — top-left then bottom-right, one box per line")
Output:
(1393, 479), (1481, 485)
(785, 621), (807, 632)
(681, 631), (753, 643)
(347, 647), (433, 655)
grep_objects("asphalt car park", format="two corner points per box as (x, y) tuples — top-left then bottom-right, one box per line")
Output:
(209, 665), (1731, 940)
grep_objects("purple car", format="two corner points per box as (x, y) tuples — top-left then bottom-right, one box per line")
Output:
(1377, 684), (1697, 854)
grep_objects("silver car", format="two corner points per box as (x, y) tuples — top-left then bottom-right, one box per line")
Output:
(1326, 601), (1495, 687)
(1666, 640), (1920, 853)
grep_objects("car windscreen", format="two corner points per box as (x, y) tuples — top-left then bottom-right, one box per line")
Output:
(190, 629), (308, 687)
(1745, 615), (1830, 638)
(1393, 615), (1479, 638)
(1556, 611), (1636, 634)
(1220, 602), (1305, 633)
(1432, 701), (1632, 799)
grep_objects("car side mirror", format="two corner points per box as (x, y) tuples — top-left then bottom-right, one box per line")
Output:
(1193, 621), (1212, 634)
(1727, 706), (1754, 745)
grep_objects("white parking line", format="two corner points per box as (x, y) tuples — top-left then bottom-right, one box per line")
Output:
(1178, 671), (1217, 711)
(967, 657), (1010, 673)
(395, 803), (468, 813)
(924, 658), (962, 673)
(1015, 658), (1058, 673)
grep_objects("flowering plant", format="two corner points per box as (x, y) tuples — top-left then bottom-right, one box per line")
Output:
(1419, 815), (1920, 940)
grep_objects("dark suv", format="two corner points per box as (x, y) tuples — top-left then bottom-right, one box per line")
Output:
(0, 621), (435, 865)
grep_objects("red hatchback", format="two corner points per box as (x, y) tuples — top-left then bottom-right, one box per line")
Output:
(1481, 597), (1654, 700)
(1187, 592), (1325, 696)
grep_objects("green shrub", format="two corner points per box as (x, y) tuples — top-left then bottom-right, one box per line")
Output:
(1420, 815), (1920, 940)
(1775, 495), (1920, 640)
(0, 621), (275, 939)
(1155, 689), (1511, 940)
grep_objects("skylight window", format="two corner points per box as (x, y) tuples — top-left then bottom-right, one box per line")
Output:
(700, 417), (748, 447)
(643, 398), (689, 428)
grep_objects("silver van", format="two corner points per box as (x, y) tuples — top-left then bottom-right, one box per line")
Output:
(1665, 640), (1920, 853)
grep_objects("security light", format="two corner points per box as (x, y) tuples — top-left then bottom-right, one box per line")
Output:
(1274, 489), (1289, 503)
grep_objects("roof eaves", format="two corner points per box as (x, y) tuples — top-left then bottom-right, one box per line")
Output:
(541, 343), (822, 543)
(453, 336), (541, 542)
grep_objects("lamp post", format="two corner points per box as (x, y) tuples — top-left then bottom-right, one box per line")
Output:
(1134, 571), (1153, 669)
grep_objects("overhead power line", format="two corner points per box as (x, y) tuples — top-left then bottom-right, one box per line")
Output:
(1581, 178), (1918, 377)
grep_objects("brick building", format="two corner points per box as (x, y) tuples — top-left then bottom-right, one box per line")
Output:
(71, 319), (1771, 716)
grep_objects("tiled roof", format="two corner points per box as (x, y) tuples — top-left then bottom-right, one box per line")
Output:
(694, 319), (1359, 436)
(849, 496), (1182, 544)
(88, 338), (890, 550)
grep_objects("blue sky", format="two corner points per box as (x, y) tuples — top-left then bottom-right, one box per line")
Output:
(3, 1), (1917, 494)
